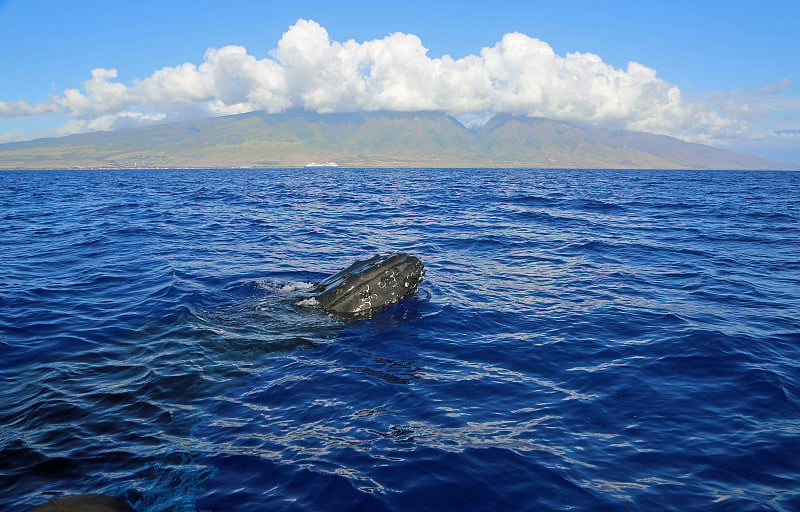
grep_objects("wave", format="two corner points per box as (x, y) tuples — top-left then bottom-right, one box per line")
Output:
(1, 168), (799, 512)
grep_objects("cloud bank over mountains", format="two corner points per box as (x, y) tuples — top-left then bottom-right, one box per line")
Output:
(0, 19), (777, 145)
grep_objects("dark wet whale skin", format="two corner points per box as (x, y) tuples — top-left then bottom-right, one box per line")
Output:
(313, 253), (425, 316)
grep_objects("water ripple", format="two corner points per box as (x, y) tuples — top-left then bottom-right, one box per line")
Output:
(1, 168), (799, 512)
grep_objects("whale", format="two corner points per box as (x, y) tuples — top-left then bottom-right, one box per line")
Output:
(310, 253), (425, 317)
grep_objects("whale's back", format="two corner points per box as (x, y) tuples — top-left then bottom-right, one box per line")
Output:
(314, 253), (425, 316)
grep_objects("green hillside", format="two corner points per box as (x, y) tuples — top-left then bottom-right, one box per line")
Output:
(0, 110), (792, 169)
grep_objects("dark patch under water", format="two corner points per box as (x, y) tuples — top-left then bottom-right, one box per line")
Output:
(1, 168), (798, 511)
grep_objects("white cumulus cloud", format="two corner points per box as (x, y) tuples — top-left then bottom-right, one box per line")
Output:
(0, 99), (59, 116)
(2, 18), (746, 143)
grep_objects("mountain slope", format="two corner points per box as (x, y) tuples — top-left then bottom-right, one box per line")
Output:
(475, 116), (678, 168)
(0, 110), (792, 169)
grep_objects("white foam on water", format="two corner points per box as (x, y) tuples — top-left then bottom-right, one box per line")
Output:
(295, 296), (320, 308)
(257, 280), (315, 293)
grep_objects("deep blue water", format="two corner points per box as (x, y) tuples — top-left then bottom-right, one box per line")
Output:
(1, 168), (799, 512)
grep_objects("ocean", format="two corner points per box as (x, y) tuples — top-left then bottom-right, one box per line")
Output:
(1, 167), (798, 512)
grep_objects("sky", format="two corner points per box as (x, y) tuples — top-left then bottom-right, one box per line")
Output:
(1, 0), (798, 165)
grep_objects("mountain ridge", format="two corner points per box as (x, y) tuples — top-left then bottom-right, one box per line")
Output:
(0, 110), (794, 170)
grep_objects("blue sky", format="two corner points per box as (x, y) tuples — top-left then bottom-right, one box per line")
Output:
(1, 0), (798, 165)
